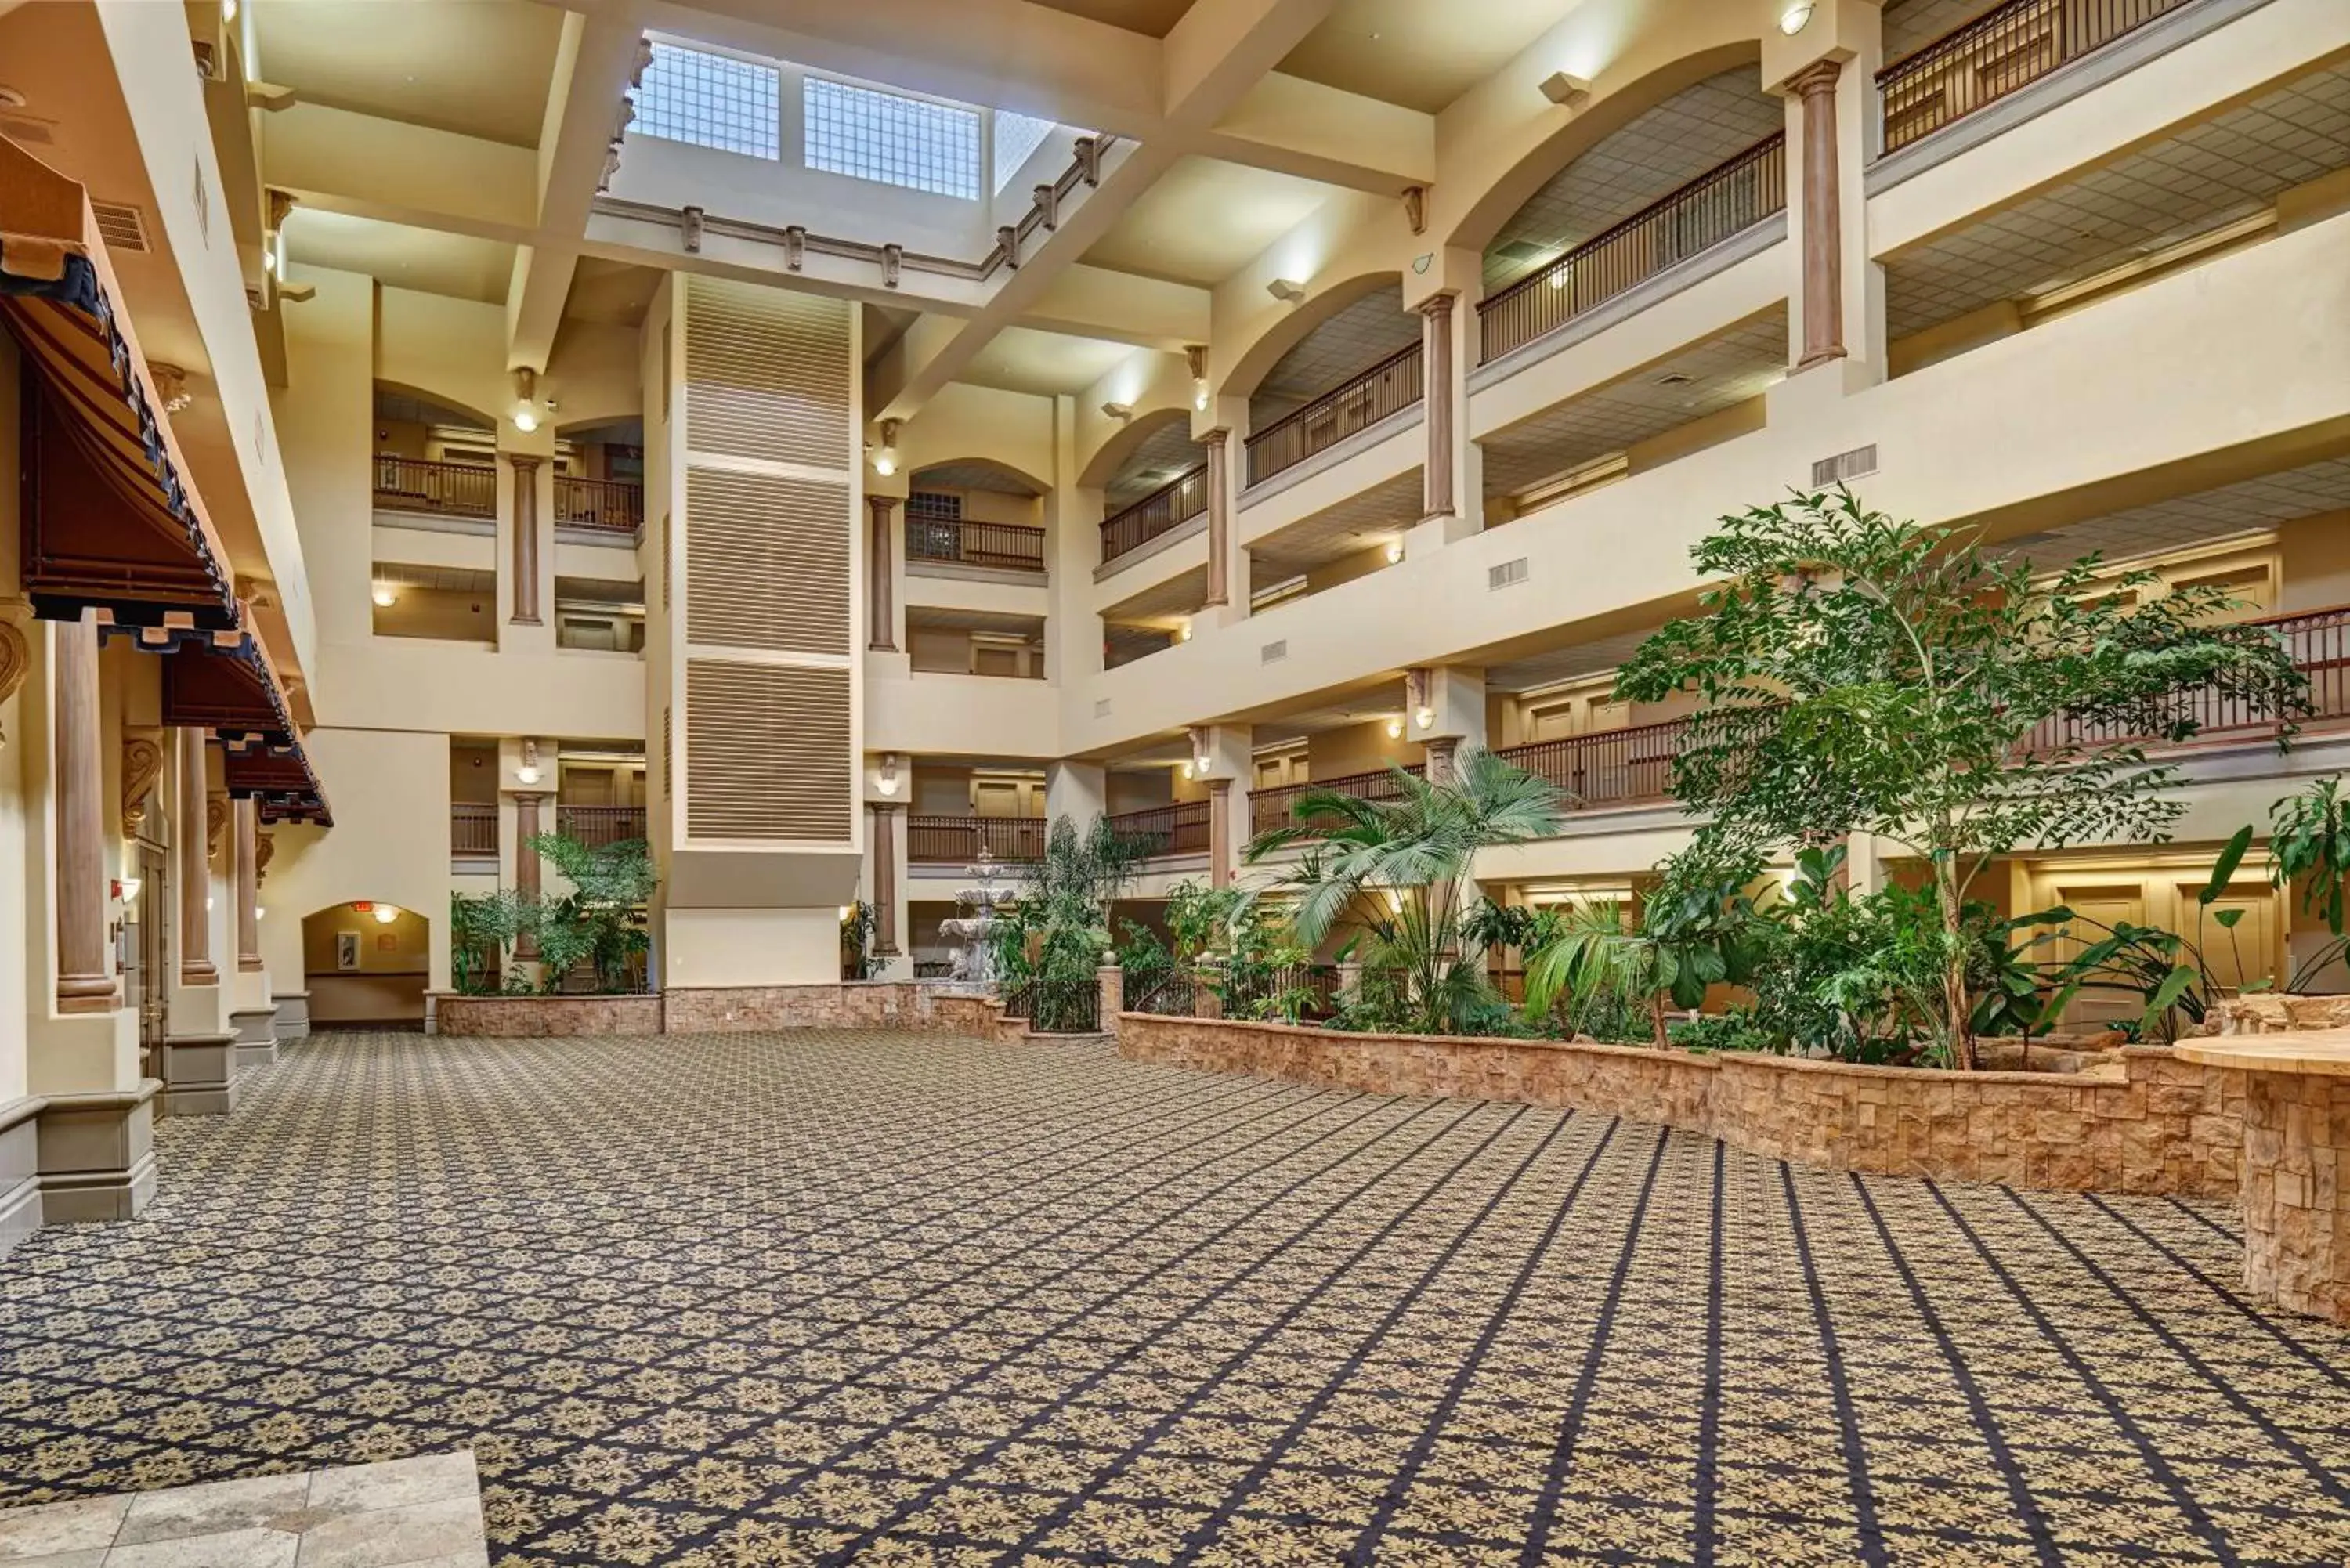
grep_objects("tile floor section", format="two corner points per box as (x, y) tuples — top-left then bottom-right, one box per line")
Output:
(0, 1030), (2347, 1566)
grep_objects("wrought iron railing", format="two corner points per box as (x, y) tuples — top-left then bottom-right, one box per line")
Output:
(1001, 975), (1101, 1034)
(1494, 717), (1694, 810)
(908, 815), (1047, 864)
(450, 802), (498, 858)
(2019, 605), (2350, 753)
(556, 804), (647, 847)
(1246, 764), (1426, 838)
(906, 515), (1047, 573)
(1104, 800), (1211, 858)
(555, 475), (643, 535)
(1101, 464), (1209, 565)
(1877, 0), (2193, 154)
(1243, 341), (1424, 487)
(1477, 135), (1786, 363)
(374, 455), (495, 519)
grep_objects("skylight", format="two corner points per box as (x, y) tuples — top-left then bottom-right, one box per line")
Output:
(632, 42), (780, 161)
(805, 78), (981, 201)
(993, 111), (1055, 195)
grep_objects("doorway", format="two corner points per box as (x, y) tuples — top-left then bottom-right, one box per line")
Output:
(125, 843), (171, 1078)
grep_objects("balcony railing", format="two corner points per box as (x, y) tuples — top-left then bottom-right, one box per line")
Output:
(1101, 464), (1209, 565)
(2021, 605), (2350, 753)
(1104, 800), (1211, 858)
(1247, 764), (1426, 839)
(906, 516), (1047, 573)
(374, 455), (495, 519)
(1495, 717), (1694, 811)
(909, 815), (1047, 865)
(450, 802), (498, 858)
(557, 804), (648, 847)
(555, 475), (643, 536)
(1478, 135), (1787, 364)
(1243, 341), (1424, 488)
(1878, 0), (2191, 154)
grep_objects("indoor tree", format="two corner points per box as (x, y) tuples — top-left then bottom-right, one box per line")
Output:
(524, 830), (657, 994)
(1618, 488), (2306, 1068)
(1246, 746), (1566, 1034)
(992, 815), (1148, 1028)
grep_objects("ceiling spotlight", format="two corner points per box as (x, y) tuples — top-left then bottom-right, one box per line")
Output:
(1101, 402), (1133, 423)
(1779, 2), (1815, 34)
(871, 417), (900, 477)
(511, 367), (540, 433)
(1266, 277), (1306, 304)
(1538, 72), (1591, 110)
(371, 582), (397, 608)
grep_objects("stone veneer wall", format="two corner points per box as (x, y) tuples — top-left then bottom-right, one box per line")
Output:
(433, 994), (666, 1038)
(660, 981), (1036, 1037)
(1117, 1014), (2244, 1198)
(2239, 1069), (2348, 1322)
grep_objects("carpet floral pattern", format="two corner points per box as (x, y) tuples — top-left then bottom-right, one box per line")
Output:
(2, 1030), (2348, 1566)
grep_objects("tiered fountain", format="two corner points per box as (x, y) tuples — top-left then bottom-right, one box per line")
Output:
(937, 847), (1016, 990)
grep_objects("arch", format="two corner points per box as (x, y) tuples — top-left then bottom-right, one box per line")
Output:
(1081, 406), (1192, 492)
(298, 898), (433, 1028)
(371, 378), (497, 431)
(1446, 41), (1762, 255)
(1223, 270), (1405, 406)
(908, 453), (1051, 497)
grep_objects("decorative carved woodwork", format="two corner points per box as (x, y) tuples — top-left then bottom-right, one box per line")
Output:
(207, 792), (231, 860)
(121, 731), (164, 836)
(0, 619), (27, 750)
(255, 829), (275, 883)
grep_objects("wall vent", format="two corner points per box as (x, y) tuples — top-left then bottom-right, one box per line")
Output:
(91, 201), (150, 253)
(685, 467), (850, 655)
(684, 276), (851, 468)
(1488, 557), (1529, 591)
(1260, 639), (1288, 664)
(685, 659), (852, 841)
(1811, 443), (1878, 487)
(0, 115), (56, 146)
(1094, 698), (1112, 718)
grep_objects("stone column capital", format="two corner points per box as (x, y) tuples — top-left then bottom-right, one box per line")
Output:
(1415, 291), (1459, 320)
(1787, 58), (1842, 99)
(866, 493), (899, 520)
(504, 453), (544, 475)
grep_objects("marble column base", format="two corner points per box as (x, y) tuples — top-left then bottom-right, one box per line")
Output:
(160, 1031), (242, 1118)
(2240, 1071), (2348, 1325)
(0, 1097), (42, 1260)
(36, 1082), (159, 1223)
(230, 1006), (280, 1073)
(273, 989), (312, 1042)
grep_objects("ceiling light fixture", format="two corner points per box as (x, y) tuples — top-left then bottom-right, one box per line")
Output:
(510, 367), (540, 433)
(1537, 72), (1591, 110)
(371, 582), (397, 609)
(222, 0), (238, 21)
(1266, 277), (1306, 304)
(876, 752), (901, 796)
(871, 417), (900, 477)
(1100, 402), (1133, 423)
(374, 903), (400, 925)
(1779, 2), (1815, 34)
(515, 737), (542, 788)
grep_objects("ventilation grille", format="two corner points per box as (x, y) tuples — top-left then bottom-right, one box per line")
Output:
(1094, 699), (1112, 718)
(0, 115), (56, 146)
(91, 201), (150, 253)
(1260, 639), (1288, 664)
(1489, 557), (1529, 591)
(685, 659), (851, 842)
(685, 468), (850, 655)
(660, 512), (673, 612)
(661, 705), (672, 804)
(1811, 443), (1878, 487)
(683, 276), (851, 468)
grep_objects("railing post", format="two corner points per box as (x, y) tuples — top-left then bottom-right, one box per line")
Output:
(1196, 959), (1224, 1021)
(1097, 953), (1122, 1036)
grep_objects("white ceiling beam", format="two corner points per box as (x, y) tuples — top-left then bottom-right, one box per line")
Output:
(1196, 74), (1432, 193)
(263, 105), (540, 244)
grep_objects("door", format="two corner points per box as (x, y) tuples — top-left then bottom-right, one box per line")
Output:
(2048, 885), (2146, 1031)
(130, 844), (170, 1078)
(2179, 879), (2280, 998)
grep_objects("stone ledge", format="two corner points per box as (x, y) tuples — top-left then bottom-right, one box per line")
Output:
(1116, 1014), (2243, 1198)
(430, 993), (663, 1038)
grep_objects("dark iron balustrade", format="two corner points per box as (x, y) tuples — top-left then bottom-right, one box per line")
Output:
(555, 475), (644, 535)
(906, 515), (1047, 573)
(556, 804), (648, 847)
(908, 815), (1047, 864)
(1104, 800), (1211, 858)
(1243, 341), (1424, 487)
(1878, 0), (2193, 154)
(1246, 764), (1426, 838)
(450, 802), (498, 857)
(1100, 464), (1209, 565)
(373, 455), (495, 519)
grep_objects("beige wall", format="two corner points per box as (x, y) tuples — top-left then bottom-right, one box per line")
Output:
(1309, 720), (1421, 781)
(2280, 513), (2350, 613)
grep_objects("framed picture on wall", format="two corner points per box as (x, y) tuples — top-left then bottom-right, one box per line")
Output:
(336, 930), (361, 971)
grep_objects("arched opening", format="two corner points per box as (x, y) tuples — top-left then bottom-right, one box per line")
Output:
(371, 382), (497, 519)
(1093, 410), (1209, 565)
(906, 458), (1050, 574)
(1231, 276), (1419, 489)
(302, 901), (432, 1031)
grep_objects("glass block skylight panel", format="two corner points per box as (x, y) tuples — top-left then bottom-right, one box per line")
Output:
(634, 42), (780, 160)
(806, 77), (980, 200)
(993, 111), (1055, 194)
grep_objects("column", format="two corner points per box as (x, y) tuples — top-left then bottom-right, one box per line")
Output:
(53, 615), (114, 1013)
(1791, 60), (1846, 370)
(867, 496), (899, 652)
(176, 727), (216, 988)
(1202, 430), (1231, 609)
(1419, 292), (1457, 522)
(514, 791), (544, 962)
(1207, 777), (1234, 890)
(1424, 736), (1461, 786)
(870, 803), (901, 957)
(234, 797), (262, 974)
(508, 454), (544, 625)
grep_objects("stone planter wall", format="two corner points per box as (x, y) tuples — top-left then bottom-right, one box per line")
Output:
(430, 993), (663, 1038)
(661, 981), (954, 1033)
(1117, 1014), (2244, 1198)
(2210, 993), (2350, 1034)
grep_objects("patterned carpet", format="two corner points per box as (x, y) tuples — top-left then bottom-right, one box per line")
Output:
(1, 1031), (2348, 1567)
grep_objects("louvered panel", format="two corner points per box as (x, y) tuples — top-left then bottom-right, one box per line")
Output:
(685, 467), (851, 654)
(685, 660), (852, 842)
(683, 276), (851, 468)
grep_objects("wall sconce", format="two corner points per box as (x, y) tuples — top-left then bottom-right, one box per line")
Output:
(871, 417), (900, 476)
(1266, 277), (1306, 304)
(1185, 345), (1210, 411)
(1385, 540), (1405, 565)
(1385, 718), (1405, 740)
(1415, 706), (1436, 730)
(511, 367), (540, 433)
(515, 737), (542, 787)
(371, 582), (397, 609)
(118, 876), (143, 904)
(255, 905), (266, 920)
(876, 752), (901, 796)
(837, 905), (852, 921)
(1101, 403), (1133, 423)
(374, 903), (400, 924)
(1180, 760), (1194, 779)
(1778, 2), (1815, 34)
(1175, 620), (1192, 642)
(1538, 72), (1591, 110)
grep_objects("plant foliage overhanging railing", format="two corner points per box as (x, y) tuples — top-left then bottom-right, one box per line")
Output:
(1876, 0), (2193, 154)
(1100, 464), (1209, 565)
(1243, 341), (1424, 487)
(1104, 800), (1211, 858)
(1477, 134), (1786, 363)
(908, 815), (1047, 865)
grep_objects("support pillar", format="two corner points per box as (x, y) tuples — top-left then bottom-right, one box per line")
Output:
(867, 496), (899, 652)
(1791, 60), (1847, 370)
(229, 797), (277, 1072)
(1202, 429), (1231, 610)
(1207, 778), (1234, 890)
(1424, 737), (1461, 786)
(52, 615), (114, 1014)
(514, 791), (546, 963)
(1419, 292), (1457, 522)
(175, 728), (216, 990)
(508, 454), (544, 625)
(869, 803), (902, 958)
(1097, 956), (1123, 1036)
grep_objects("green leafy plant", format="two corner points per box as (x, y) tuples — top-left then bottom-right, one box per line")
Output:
(523, 831), (656, 994)
(840, 900), (881, 981)
(449, 889), (522, 996)
(995, 815), (1147, 1016)
(2265, 775), (2350, 990)
(1521, 848), (1770, 1048)
(1616, 487), (2308, 1067)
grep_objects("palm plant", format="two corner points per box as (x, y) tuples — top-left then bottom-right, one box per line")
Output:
(525, 832), (656, 994)
(1246, 746), (1566, 1035)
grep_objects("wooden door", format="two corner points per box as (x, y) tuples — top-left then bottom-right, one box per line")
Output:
(2048, 884), (2146, 1031)
(2179, 879), (2280, 997)
(973, 780), (1022, 818)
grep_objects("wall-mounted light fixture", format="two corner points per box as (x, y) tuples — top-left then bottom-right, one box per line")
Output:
(374, 903), (400, 925)
(1538, 72), (1591, 110)
(1384, 540), (1405, 565)
(515, 737), (542, 788)
(1778, 2), (1816, 34)
(1385, 718), (1405, 740)
(871, 417), (900, 476)
(1179, 760), (1195, 779)
(1185, 345), (1210, 411)
(1175, 620), (1192, 642)
(1101, 403), (1133, 424)
(876, 752), (902, 796)
(119, 876), (143, 904)
(1265, 277), (1306, 304)
(371, 582), (397, 609)
(511, 367), (541, 433)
